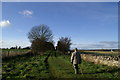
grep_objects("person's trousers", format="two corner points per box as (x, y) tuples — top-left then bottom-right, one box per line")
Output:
(73, 64), (79, 74)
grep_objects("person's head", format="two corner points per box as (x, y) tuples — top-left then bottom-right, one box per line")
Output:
(74, 48), (78, 52)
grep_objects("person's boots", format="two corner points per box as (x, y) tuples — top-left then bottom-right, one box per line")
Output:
(75, 69), (78, 74)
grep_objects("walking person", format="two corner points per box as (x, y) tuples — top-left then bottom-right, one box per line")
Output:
(71, 48), (82, 74)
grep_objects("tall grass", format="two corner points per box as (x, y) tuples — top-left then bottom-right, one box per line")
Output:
(2, 49), (30, 58)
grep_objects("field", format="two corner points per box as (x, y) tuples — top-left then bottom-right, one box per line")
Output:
(2, 51), (120, 79)
(1, 49), (30, 58)
(2, 52), (50, 79)
(81, 51), (119, 56)
(82, 51), (119, 54)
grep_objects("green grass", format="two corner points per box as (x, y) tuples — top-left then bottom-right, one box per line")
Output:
(2, 52), (120, 79)
(48, 55), (120, 79)
(2, 53), (51, 79)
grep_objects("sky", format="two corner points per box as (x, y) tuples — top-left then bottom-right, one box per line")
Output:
(0, 2), (118, 49)
(2, 0), (120, 2)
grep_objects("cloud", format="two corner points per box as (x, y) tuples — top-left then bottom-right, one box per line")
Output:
(99, 41), (118, 44)
(0, 41), (3, 44)
(0, 40), (31, 48)
(0, 20), (11, 27)
(72, 41), (118, 49)
(16, 29), (23, 33)
(19, 10), (33, 17)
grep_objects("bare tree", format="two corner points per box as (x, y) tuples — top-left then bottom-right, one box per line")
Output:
(56, 37), (72, 54)
(28, 24), (53, 42)
(27, 24), (54, 54)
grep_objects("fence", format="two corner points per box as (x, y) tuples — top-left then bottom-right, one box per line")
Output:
(1, 50), (30, 58)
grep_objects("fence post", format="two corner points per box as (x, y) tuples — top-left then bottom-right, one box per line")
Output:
(8, 50), (9, 57)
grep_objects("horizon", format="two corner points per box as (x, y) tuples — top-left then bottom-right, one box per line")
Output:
(0, 2), (118, 49)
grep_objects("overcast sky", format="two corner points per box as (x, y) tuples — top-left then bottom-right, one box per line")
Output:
(0, 2), (118, 49)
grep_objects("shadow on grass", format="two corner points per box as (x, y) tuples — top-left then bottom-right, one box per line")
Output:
(96, 68), (120, 73)
(80, 68), (120, 74)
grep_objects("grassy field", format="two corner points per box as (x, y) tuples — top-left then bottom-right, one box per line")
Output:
(2, 49), (30, 58)
(2, 53), (50, 79)
(81, 51), (119, 56)
(48, 55), (120, 79)
(82, 51), (119, 54)
(2, 52), (120, 79)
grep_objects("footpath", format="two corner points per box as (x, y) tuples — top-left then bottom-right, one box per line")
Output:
(47, 55), (120, 79)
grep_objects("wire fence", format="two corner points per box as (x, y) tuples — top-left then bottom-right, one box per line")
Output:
(1, 49), (30, 58)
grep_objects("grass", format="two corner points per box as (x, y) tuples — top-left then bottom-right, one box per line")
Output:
(2, 53), (51, 79)
(83, 51), (119, 54)
(2, 49), (31, 58)
(2, 52), (120, 79)
(81, 51), (119, 56)
(48, 55), (120, 79)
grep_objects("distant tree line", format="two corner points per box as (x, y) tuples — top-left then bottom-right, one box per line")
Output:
(1, 46), (31, 50)
(28, 24), (72, 54)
